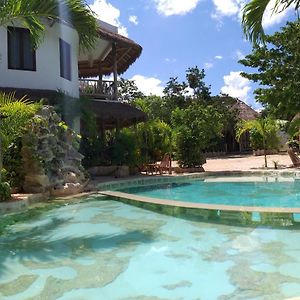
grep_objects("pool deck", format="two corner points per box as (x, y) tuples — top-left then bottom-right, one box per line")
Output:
(2, 153), (299, 215)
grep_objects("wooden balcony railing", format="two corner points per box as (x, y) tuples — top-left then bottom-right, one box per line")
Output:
(79, 79), (117, 100)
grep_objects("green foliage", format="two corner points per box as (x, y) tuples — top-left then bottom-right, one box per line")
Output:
(118, 78), (144, 101)
(186, 66), (211, 101)
(240, 21), (300, 118)
(0, 92), (41, 152)
(133, 96), (182, 124)
(111, 129), (138, 166)
(171, 103), (224, 167)
(0, 169), (11, 202)
(0, 0), (98, 51)
(236, 117), (280, 167)
(135, 120), (172, 163)
(242, 0), (300, 44)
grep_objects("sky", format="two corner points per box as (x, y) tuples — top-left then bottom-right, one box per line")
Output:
(86, 0), (297, 109)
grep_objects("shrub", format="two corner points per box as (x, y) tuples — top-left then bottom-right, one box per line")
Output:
(171, 103), (224, 167)
(135, 120), (172, 163)
(0, 170), (11, 202)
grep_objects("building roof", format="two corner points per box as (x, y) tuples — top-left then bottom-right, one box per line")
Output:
(231, 99), (259, 121)
(78, 27), (142, 78)
(82, 99), (147, 130)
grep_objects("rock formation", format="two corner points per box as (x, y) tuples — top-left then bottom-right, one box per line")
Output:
(21, 106), (87, 196)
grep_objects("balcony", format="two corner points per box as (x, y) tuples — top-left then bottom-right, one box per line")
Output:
(79, 79), (117, 100)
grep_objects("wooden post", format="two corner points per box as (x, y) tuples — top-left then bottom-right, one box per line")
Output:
(112, 42), (118, 100)
(98, 61), (103, 94)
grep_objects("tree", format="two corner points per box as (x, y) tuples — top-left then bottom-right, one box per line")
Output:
(242, 0), (300, 44)
(186, 66), (211, 101)
(171, 103), (224, 167)
(239, 21), (300, 119)
(236, 117), (280, 167)
(118, 78), (144, 102)
(0, 0), (98, 50)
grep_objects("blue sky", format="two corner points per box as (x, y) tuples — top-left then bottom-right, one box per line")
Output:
(87, 0), (297, 109)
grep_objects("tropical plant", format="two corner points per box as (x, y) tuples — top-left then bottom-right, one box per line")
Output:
(135, 120), (173, 163)
(242, 0), (300, 44)
(171, 103), (224, 167)
(0, 0), (98, 50)
(118, 78), (144, 102)
(0, 92), (41, 153)
(236, 117), (280, 167)
(0, 169), (10, 202)
(239, 21), (300, 118)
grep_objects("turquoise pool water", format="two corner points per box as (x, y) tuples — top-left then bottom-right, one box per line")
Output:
(1, 196), (300, 299)
(119, 177), (300, 208)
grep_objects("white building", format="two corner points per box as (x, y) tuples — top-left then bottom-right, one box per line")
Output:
(0, 19), (145, 131)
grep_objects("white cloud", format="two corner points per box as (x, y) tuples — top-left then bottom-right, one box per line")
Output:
(235, 50), (245, 60)
(214, 55), (223, 60)
(129, 15), (139, 25)
(262, 0), (294, 28)
(212, 0), (245, 17)
(90, 0), (128, 37)
(221, 71), (251, 103)
(204, 62), (214, 70)
(211, 0), (293, 29)
(165, 58), (177, 62)
(131, 75), (164, 96)
(153, 0), (202, 16)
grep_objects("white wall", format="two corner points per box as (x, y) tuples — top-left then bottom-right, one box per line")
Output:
(0, 21), (79, 98)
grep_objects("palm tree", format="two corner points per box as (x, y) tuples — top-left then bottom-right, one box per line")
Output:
(242, 0), (300, 44)
(236, 117), (280, 167)
(0, 0), (98, 51)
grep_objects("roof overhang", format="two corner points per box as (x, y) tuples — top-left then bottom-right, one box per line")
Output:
(82, 99), (147, 130)
(78, 27), (142, 78)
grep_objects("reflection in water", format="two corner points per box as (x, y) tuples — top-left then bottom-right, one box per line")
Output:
(1, 197), (300, 299)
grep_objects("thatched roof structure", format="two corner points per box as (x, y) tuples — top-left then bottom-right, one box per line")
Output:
(78, 27), (142, 78)
(82, 99), (147, 130)
(231, 99), (259, 120)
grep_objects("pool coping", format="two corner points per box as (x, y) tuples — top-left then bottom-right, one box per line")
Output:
(97, 171), (300, 226)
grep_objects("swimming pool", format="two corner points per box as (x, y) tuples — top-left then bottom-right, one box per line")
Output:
(1, 196), (300, 299)
(97, 174), (300, 226)
(118, 176), (300, 208)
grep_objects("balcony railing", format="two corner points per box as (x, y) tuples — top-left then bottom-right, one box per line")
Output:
(79, 79), (116, 100)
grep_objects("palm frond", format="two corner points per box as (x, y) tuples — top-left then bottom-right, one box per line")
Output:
(242, 0), (300, 44)
(242, 0), (271, 44)
(0, 0), (98, 50)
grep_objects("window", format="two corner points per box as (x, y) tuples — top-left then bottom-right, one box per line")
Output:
(7, 26), (36, 71)
(59, 39), (71, 81)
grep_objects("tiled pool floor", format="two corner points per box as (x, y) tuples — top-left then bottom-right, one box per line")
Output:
(1, 196), (300, 299)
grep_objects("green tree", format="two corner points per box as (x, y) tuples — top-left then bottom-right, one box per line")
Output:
(242, 0), (300, 44)
(186, 66), (211, 101)
(171, 103), (224, 167)
(0, 0), (98, 50)
(236, 117), (280, 167)
(239, 21), (300, 118)
(118, 78), (144, 102)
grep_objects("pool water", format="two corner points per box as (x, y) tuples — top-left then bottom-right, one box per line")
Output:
(119, 177), (300, 208)
(1, 196), (300, 299)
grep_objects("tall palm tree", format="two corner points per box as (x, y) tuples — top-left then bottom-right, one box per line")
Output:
(236, 117), (280, 168)
(242, 0), (300, 44)
(0, 0), (98, 51)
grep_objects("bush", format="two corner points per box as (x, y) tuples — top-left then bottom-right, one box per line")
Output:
(0, 170), (11, 202)
(171, 103), (224, 167)
(111, 129), (138, 166)
(135, 120), (172, 163)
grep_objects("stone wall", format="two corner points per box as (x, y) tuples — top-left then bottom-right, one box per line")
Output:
(21, 106), (87, 196)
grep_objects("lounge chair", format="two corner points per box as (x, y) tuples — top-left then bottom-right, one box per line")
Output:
(144, 154), (172, 175)
(287, 148), (300, 167)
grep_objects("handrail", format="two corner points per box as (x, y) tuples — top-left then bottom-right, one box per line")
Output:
(79, 79), (116, 100)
